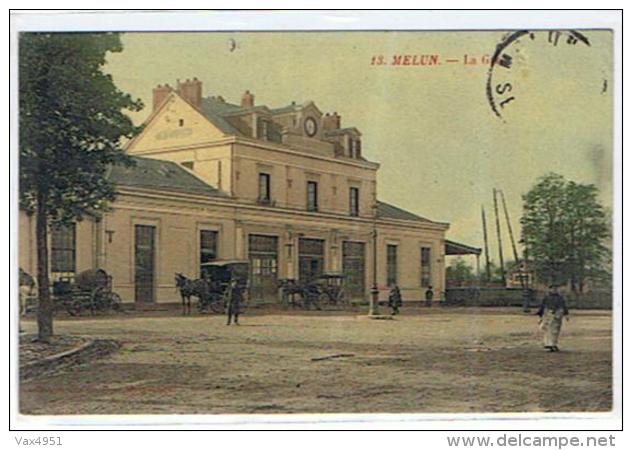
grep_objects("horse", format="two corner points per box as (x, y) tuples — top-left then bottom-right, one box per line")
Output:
(175, 273), (210, 315)
(19, 268), (36, 316)
(277, 278), (321, 310)
(277, 279), (302, 308)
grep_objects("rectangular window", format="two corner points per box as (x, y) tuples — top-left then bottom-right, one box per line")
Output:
(307, 181), (318, 211)
(51, 224), (76, 274)
(387, 244), (398, 287)
(258, 173), (271, 203)
(349, 187), (359, 217)
(134, 225), (156, 303)
(257, 119), (269, 139)
(200, 230), (218, 265)
(421, 247), (432, 287)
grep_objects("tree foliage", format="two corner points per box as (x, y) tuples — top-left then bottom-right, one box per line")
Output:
(520, 173), (610, 291)
(20, 32), (143, 223)
(446, 257), (476, 284)
(19, 32), (143, 340)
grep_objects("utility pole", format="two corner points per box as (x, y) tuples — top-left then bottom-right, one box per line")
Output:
(493, 188), (506, 285)
(499, 190), (520, 264)
(369, 199), (380, 316)
(481, 206), (491, 281)
(521, 246), (532, 312)
(500, 189), (529, 310)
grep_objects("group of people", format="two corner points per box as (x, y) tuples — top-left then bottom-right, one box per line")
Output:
(229, 275), (570, 352)
(387, 285), (435, 315)
(387, 283), (570, 352)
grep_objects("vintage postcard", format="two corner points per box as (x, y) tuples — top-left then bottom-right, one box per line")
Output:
(10, 10), (621, 431)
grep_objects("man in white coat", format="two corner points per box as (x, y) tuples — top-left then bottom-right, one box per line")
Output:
(536, 284), (570, 352)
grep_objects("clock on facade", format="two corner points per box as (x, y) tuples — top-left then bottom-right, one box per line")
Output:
(303, 117), (318, 137)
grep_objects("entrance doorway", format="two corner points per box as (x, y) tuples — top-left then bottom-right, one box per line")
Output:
(298, 238), (325, 284)
(134, 224), (156, 303)
(248, 234), (279, 303)
(343, 241), (365, 299)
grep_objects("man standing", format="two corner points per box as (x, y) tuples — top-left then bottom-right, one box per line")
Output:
(424, 286), (434, 307)
(225, 278), (243, 326)
(536, 284), (569, 352)
(388, 285), (402, 315)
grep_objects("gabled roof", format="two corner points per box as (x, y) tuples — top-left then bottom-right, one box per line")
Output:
(376, 200), (431, 222)
(202, 96), (244, 115)
(108, 156), (227, 197)
(269, 103), (302, 114)
(199, 97), (244, 135)
(269, 100), (319, 115)
(445, 239), (482, 255)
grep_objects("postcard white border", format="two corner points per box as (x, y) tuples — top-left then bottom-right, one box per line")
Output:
(8, 9), (623, 432)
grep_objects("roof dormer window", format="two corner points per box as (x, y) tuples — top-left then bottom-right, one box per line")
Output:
(347, 137), (362, 159)
(257, 118), (269, 140)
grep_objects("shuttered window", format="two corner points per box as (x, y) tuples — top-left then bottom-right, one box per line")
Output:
(307, 181), (318, 211)
(200, 230), (218, 264)
(258, 173), (271, 203)
(386, 244), (398, 286)
(421, 247), (432, 287)
(349, 187), (359, 217)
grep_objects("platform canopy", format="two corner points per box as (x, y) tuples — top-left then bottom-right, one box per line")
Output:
(445, 239), (482, 256)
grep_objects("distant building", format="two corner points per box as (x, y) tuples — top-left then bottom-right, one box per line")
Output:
(506, 261), (536, 289)
(19, 78), (478, 305)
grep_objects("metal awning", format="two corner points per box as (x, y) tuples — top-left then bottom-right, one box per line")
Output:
(445, 239), (482, 256)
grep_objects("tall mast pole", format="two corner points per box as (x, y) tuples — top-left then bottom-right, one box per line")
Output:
(493, 188), (506, 285)
(500, 189), (528, 307)
(500, 190), (520, 264)
(481, 206), (491, 281)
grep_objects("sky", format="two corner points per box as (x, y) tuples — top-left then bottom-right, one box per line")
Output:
(105, 30), (613, 265)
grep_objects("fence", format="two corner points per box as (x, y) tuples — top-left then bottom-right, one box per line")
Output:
(445, 287), (612, 310)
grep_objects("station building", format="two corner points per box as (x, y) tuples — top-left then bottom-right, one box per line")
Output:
(19, 78), (477, 306)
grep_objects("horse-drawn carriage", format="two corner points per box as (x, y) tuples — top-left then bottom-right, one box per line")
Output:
(278, 273), (347, 310)
(175, 260), (249, 314)
(19, 268), (37, 315)
(53, 268), (122, 316)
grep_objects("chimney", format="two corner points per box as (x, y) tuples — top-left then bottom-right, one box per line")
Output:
(176, 77), (202, 109)
(322, 112), (341, 131)
(152, 83), (173, 111)
(241, 90), (255, 108)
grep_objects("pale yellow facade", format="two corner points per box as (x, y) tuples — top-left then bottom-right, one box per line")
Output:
(19, 79), (451, 305)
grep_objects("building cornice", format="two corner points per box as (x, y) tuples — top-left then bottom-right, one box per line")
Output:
(127, 135), (380, 171)
(233, 136), (380, 170)
(115, 186), (448, 232)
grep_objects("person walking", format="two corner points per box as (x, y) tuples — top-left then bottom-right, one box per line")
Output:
(388, 285), (403, 315)
(536, 284), (569, 352)
(225, 278), (243, 326)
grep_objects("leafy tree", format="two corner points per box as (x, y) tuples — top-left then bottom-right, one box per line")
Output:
(19, 33), (143, 341)
(446, 257), (477, 284)
(563, 181), (611, 291)
(520, 173), (610, 292)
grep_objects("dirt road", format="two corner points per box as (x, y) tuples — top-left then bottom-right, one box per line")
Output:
(19, 308), (612, 414)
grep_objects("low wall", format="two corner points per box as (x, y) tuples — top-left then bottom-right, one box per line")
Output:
(445, 287), (529, 307)
(445, 287), (612, 310)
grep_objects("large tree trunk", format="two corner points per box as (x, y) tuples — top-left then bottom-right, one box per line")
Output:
(36, 189), (53, 342)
